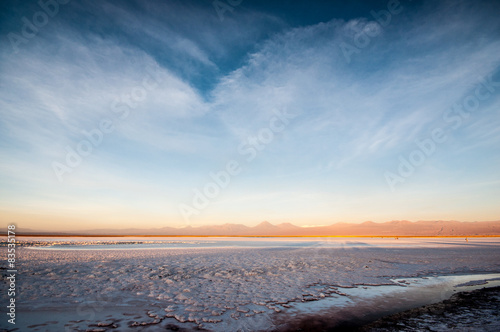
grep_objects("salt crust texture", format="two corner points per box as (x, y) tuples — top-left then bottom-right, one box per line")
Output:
(2, 241), (500, 331)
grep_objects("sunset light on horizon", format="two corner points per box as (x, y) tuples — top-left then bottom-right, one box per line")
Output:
(1, 0), (500, 232)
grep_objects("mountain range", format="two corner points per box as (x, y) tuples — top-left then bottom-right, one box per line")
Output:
(12, 220), (500, 236)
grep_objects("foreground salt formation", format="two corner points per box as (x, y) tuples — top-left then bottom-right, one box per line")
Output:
(2, 238), (500, 331)
(360, 286), (500, 331)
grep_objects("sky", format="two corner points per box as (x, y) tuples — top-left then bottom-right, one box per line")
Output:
(1, 0), (500, 232)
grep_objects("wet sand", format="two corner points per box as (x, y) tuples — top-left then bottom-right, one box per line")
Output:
(279, 286), (500, 331)
(360, 286), (500, 332)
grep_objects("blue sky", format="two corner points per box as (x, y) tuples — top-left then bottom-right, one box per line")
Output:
(1, 0), (500, 231)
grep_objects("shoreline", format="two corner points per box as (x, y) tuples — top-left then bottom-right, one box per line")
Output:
(360, 285), (500, 331)
(277, 286), (500, 332)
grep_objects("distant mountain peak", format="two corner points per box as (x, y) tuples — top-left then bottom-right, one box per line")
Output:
(256, 221), (274, 227)
(277, 222), (297, 228)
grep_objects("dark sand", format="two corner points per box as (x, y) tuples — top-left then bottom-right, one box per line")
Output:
(360, 286), (500, 332)
(279, 286), (500, 332)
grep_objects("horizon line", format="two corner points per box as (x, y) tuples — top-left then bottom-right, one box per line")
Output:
(5, 234), (500, 238)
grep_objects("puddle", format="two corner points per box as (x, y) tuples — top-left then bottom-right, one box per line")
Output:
(275, 273), (500, 330)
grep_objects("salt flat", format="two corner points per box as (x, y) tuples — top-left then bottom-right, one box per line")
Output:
(2, 237), (500, 331)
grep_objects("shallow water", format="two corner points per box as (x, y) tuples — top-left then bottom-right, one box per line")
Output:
(3, 237), (500, 331)
(21, 236), (500, 250)
(275, 273), (500, 331)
